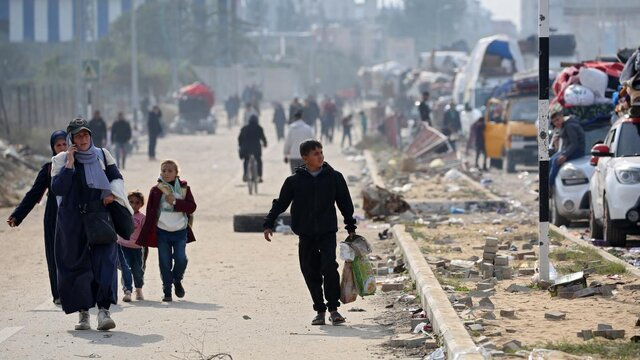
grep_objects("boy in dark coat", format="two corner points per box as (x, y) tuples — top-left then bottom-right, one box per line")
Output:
(263, 140), (357, 326)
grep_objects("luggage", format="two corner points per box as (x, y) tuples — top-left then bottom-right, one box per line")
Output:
(579, 67), (608, 98)
(564, 84), (595, 106)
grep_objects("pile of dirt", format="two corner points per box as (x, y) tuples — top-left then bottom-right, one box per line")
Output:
(0, 139), (43, 208)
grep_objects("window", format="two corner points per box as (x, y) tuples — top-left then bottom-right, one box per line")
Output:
(616, 123), (640, 157)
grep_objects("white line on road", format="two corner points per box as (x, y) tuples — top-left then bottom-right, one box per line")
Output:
(0, 327), (23, 345)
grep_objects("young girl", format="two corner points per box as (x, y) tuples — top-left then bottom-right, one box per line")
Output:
(136, 160), (197, 302)
(116, 191), (147, 301)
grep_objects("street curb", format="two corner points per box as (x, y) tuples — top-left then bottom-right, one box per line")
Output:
(392, 225), (484, 360)
(363, 150), (386, 189)
(549, 224), (640, 279)
(457, 172), (504, 202)
(408, 199), (507, 214)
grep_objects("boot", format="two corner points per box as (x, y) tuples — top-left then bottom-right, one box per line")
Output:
(75, 310), (90, 330)
(122, 290), (132, 302)
(135, 288), (144, 301)
(97, 308), (116, 331)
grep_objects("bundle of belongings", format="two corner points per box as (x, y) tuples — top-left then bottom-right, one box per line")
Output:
(619, 47), (640, 117)
(339, 235), (376, 303)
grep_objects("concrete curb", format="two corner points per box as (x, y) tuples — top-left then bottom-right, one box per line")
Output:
(549, 224), (640, 279)
(392, 225), (484, 360)
(457, 172), (504, 202)
(409, 199), (507, 214)
(363, 150), (387, 189)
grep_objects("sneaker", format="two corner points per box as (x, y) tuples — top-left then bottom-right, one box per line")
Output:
(74, 310), (90, 330)
(97, 308), (116, 331)
(135, 288), (144, 301)
(122, 290), (132, 302)
(162, 294), (173, 302)
(258, 177), (263, 183)
(174, 281), (185, 298)
(53, 298), (61, 305)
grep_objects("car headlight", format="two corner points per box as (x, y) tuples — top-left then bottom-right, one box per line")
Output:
(615, 168), (640, 184)
(559, 164), (588, 185)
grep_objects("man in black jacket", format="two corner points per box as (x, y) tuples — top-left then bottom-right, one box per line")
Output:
(88, 110), (107, 148)
(111, 112), (132, 169)
(238, 115), (267, 181)
(418, 91), (431, 126)
(549, 110), (585, 191)
(263, 140), (356, 326)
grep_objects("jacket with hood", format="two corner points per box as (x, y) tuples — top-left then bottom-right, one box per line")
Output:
(238, 116), (267, 157)
(283, 120), (314, 160)
(560, 116), (585, 159)
(263, 162), (356, 237)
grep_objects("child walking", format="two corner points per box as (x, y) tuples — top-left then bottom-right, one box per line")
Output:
(137, 160), (197, 302)
(116, 191), (147, 301)
(263, 140), (357, 325)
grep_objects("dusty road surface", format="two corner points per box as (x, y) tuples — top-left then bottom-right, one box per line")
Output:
(0, 110), (394, 359)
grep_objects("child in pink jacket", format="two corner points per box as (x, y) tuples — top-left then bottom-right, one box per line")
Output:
(116, 191), (147, 301)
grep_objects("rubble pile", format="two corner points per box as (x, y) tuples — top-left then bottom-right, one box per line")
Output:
(0, 140), (43, 207)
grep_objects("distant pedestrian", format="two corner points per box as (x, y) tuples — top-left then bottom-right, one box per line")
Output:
(418, 91), (432, 126)
(238, 115), (268, 182)
(273, 102), (286, 141)
(89, 110), (107, 148)
(466, 117), (487, 171)
(116, 191), (147, 302)
(243, 102), (259, 125)
(263, 139), (357, 326)
(283, 111), (314, 173)
(52, 117), (130, 331)
(341, 114), (353, 148)
(147, 106), (163, 161)
(359, 110), (368, 138)
(289, 97), (303, 123)
(111, 112), (132, 169)
(136, 160), (197, 302)
(6, 130), (68, 305)
(303, 96), (320, 135)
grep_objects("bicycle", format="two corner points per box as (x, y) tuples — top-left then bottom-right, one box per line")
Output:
(246, 154), (259, 195)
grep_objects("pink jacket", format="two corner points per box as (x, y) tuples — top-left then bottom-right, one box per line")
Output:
(117, 212), (146, 249)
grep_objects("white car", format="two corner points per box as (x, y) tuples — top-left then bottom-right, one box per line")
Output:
(551, 125), (610, 226)
(589, 116), (640, 246)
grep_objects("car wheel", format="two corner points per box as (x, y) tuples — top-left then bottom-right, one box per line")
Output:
(550, 192), (570, 227)
(504, 150), (516, 174)
(233, 213), (291, 233)
(603, 199), (626, 247)
(589, 200), (603, 239)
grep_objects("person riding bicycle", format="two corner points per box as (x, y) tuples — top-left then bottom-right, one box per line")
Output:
(238, 115), (267, 182)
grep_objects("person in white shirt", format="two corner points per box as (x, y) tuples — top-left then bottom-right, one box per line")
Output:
(283, 111), (315, 173)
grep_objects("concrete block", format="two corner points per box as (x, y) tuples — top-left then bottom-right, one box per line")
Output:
(502, 340), (522, 352)
(483, 252), (497, 260)
(574, 287), (598, 298)
(579, 330), (593, 340)
(506, 284), (532, 293)
(482, 342), (497, 350)
(484, 245), (499, 253)
(468, 324), (485, 332)
(523, 255), (538, 261)
(485, 330), (502, 337)
(389, 333), (428, 348)
(459, 296), (473, 308)
(498, 244), (510, 251)
(494, 256), (509, 266)
(623, 284), (640, 291)
(480, 263), (495, 271)
(545, 311), (566, 320)
(424, 339), (439, 349)
(522, 243), (533, 250)
(477, 282), (495, 291)
(518, 268), (535, 276)
(485, 237), (499, 247)
(500, 309), (515, 318)
(381, 283), (404, 292)
(497, 266), (513, 279)
(506, 328), (517, 333)
(516, 250), (536, 260)
(377, 267), (389, 276)
(469, 289), (495, 298)
(481, 311), (496, 320)
(597, 324), (613, 331)
(479, 297), (495, 310)
(605, 330), (625, 340)
(475, 335), (490, 344)
(488, 350), (506, 357)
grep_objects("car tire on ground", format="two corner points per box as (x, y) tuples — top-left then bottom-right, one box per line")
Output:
(604, 199), (626, 247)
(550, 193), (570, 227)
(589, 200), (603, 240)
(233, 213), (292, 233)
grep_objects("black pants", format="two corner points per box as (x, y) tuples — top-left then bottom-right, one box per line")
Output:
(148, 135), (157, 159)
(298, 233), (340, 313)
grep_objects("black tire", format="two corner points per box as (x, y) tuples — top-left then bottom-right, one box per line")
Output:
(589, 200), (603, 239)
(604, 199), (626, 247)
(233, 213), (292, 232)
(504, 150), (516, 174)
(550, 192), (570, 227)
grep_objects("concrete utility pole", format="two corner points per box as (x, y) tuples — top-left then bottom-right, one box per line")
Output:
(538, 0), (550, 282)
(74, 0), (83, 116)
(131, 0), (140, 125)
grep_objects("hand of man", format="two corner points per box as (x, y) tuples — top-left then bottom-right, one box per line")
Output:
(557, 155), (567, 165)
(6, 217), (17, 227)
(166, 194), (176, 205)
(284, 157), (288, 164)
(264, 228), (273, 242)
(103, 194), (115, 206)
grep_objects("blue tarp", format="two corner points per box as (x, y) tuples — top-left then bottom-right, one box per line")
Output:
(486, 40), (513, 59)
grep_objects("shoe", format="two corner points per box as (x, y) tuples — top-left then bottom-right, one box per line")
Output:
(329, 311), (346, 325)
(135, 288), (144, 301)
(311, 312), (326, 326)
(97, 308), (116, 331)
(162, 293), (173, 302)
(122, 290), (132, 302)
(74, 310), (90, 330)
(174, 281), (185, 298)
(53, 298), (61, 305)
(258, 177), (263, 183)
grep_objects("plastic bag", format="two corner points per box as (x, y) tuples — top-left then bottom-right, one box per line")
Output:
(352, 255), (377, 297)
(347, 235), (372, 256)
(340, 262), (358, 304)
(579, 67), (608, 98)
(564, 84), (595, 106)
(339, 242), (356, 261)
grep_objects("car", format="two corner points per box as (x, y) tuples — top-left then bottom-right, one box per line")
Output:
(589, 115), (640, 246)
(551, 124), (610, 226)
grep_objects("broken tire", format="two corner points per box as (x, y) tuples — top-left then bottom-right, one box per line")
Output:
(233, 213), (291, 233)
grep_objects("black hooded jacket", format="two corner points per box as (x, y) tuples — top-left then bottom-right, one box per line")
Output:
(264, 162), (357, 237)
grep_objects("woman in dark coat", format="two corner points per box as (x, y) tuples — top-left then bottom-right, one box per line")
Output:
(51, 118), (124, 331)
(238, 115), (267, 181)
(147, 105), (163, 160)
(6, 130), (68, 304)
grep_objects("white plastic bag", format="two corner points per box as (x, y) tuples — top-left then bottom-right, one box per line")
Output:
(564, 84), (595, 106)
(579, 67), (608, 97)
(349, 235), (372, 256)
(339, 242), (356, 261)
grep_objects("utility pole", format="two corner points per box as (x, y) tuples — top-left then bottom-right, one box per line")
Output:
(74, 0), (83, 116)
(537, 0), (550, 282)
(131, 0), (140, 126)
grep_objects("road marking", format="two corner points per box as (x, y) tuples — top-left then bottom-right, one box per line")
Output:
(0, 327), (23, 345)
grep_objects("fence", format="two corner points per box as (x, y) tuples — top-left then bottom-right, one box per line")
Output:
(0, 84), (76, 141)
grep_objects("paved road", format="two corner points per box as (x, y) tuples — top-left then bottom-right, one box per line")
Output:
(0, 109), (392, 359)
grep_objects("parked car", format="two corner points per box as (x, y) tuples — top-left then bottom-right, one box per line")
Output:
(589, 115), (640, 246)
(170, 83), (217, 134)
(551, 124), (610, 226)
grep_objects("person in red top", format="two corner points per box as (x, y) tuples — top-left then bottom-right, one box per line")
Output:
(136, 160), (196, 302)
